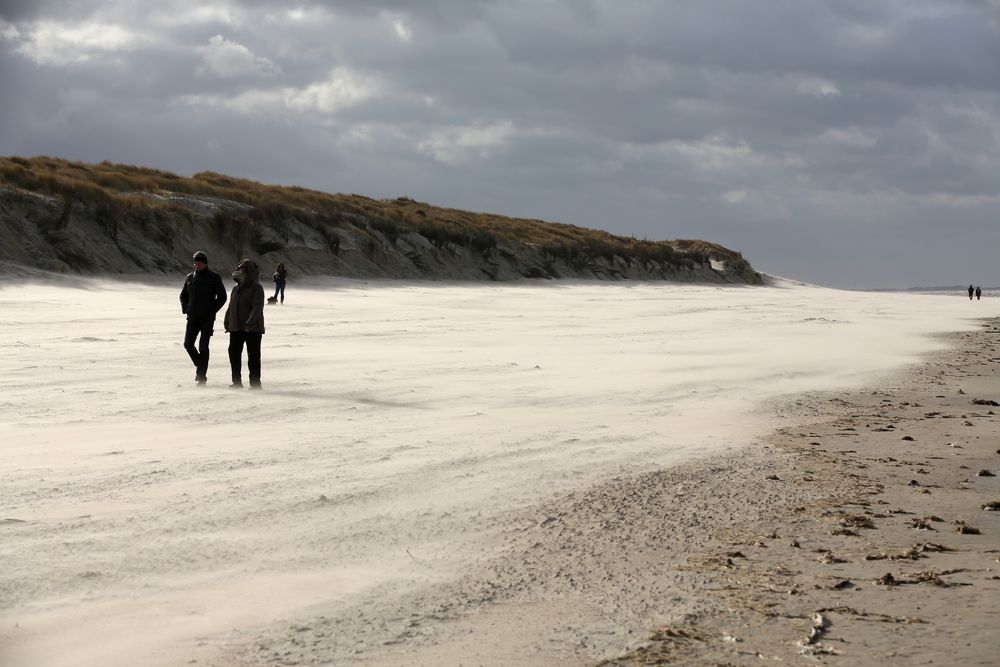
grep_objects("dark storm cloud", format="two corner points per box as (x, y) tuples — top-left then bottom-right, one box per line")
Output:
(0, 0), (103, 21)
(0, 0), (998, 287)
(233, 0), (500, 24)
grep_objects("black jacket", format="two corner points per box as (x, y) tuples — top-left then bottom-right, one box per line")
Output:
(180, 268), (227, 322)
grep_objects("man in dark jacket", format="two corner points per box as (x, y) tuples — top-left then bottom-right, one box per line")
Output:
(180, 251), (227, 385)
(224, 258), (266, 389)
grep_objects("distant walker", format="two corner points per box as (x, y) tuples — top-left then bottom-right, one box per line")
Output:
(271, 262), (288, 304)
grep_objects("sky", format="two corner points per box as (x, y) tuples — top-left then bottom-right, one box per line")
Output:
(0, 1), (998, 288)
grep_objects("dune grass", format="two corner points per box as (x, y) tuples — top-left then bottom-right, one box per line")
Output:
(0, 155), (752, 272)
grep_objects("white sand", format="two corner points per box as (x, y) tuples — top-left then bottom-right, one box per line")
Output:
(0, 278), (984, 665)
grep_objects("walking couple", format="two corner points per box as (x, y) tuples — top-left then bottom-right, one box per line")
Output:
(180, 251), (266, 389)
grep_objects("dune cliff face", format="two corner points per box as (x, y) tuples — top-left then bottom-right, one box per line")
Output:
(0, 184), (764, 284)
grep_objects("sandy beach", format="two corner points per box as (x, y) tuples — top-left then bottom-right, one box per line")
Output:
(358, 319), (1000, 666)
(597, 320), (1000, 665)
(1, 279), (997, 666)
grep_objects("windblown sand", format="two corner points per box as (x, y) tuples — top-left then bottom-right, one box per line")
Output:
(0, 279), (996, 665)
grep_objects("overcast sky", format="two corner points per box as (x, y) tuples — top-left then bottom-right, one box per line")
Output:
(1, 1), (998, 287)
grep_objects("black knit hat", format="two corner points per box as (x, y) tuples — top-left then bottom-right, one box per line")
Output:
(192, 251), (208, 263)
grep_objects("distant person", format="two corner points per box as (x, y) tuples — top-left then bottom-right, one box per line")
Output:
(969, 284), (975, 300)
(976, 286), (982, 300)
(225, 258), (266, 389)
(271, 262), (288, 304)
(180, 251), (227, 386)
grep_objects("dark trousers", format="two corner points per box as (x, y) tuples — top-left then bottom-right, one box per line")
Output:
(273, 282), (285, 302)
(184, 319), (213, 380)
(229, 331), (262, 386)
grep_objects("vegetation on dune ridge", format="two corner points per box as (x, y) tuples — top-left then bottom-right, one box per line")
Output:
(0, 155), (759, 280)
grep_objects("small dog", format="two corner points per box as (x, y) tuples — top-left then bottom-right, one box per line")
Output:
(267, 296), (278, 305)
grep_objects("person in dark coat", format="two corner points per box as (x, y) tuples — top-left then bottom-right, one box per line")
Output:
(179, 251), (227, 385)
(969, 284), (975, 300)
(272, 262), (288, 304)
(224, 258), (266, 389)
(976, 286), (982, 300)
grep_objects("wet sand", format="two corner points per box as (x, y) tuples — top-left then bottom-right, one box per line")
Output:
(597, 319), (1000, 665)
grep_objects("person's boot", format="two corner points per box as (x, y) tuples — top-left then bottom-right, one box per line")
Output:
(230, 379), (244, 389)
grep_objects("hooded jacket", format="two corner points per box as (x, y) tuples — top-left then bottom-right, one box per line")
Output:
(224, 259), (266, 334)
(180, 266), (227, 322)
